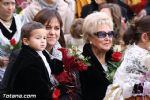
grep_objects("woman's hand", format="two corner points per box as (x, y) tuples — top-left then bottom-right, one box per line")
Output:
(0, 56), (9, 67)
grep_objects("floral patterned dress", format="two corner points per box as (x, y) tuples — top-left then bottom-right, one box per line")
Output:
(104, 44), (150, 100)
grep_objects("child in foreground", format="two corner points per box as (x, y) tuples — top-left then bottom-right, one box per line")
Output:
(5, 22), (62, 99)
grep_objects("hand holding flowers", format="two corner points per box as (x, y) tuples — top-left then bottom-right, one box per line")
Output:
(0, 38), (21, 67)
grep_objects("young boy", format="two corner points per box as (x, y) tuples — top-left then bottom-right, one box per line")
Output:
(4, 22), (60, 99)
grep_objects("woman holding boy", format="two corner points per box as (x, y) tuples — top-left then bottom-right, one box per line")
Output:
(5, 22), (63, 99)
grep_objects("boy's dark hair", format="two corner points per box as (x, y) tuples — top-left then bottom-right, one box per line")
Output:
(21, 21), (45, 39)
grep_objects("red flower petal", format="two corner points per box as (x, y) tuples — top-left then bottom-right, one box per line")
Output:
(58, 48), (68, 58)
(52, 88), (60, 100)
(10, 38), (16, 46)
(55, 71), (74, 84)
(56, 47), (88, 85)
(112, 52), (122, 62)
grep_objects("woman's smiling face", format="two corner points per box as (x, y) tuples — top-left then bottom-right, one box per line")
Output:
(45, 17), (60, 47)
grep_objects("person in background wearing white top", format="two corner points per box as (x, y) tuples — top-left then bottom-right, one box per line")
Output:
(79, 12), (114, 100)
(21, 0), (74, 34)
(0, 0), (26, 81)
(65, 18), (85, 52)
(3, 22), (64, 99)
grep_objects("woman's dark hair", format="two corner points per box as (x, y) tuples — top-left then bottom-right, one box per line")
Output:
(34, 9), (63, 28)
(34, 8), (66, 47)
(123, 16), (150, 45)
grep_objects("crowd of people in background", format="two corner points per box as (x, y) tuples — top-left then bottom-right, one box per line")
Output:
(0, 0), (150, 100)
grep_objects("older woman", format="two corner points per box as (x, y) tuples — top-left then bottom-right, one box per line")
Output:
(79, 12), (114, 100)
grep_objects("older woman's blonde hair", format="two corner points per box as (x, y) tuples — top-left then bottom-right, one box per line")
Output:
(82, 11), (113, 42)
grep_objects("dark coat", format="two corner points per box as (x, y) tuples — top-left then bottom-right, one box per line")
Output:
(81, 3), (98, 18)
(4, 45), (63, 99)
(79, 43), (112, 100)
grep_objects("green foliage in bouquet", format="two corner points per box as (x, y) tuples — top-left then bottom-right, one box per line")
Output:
(106, 50), (123, 83)
(16, 6), (22, 14)
(106, 59), (122, 82)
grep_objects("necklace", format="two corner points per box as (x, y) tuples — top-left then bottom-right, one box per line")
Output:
(0, 15), (12, 22)
(0, 18), (12, 29)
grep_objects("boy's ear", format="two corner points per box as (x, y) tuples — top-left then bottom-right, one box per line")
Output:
(22, 38), (29, 45)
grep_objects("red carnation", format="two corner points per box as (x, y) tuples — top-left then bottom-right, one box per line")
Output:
(58, 48), (88, 72)
(58, 48), (68, 59)
(112, 52), (122, 62)
(56, 47), (89, 85)
(55, 71), (75, 84)
(52, 88), (60, 100)
(10, 38), (16, 46)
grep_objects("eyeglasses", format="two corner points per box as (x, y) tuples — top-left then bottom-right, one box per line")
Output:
(94, 31), (114, 38)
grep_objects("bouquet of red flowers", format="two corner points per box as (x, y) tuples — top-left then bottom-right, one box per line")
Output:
(53, 47), (90, 99)
(58, 47), (89, 71)
(55, 47), (90, 83)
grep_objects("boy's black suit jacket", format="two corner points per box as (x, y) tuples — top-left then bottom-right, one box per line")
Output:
(5, 45), (63, 99)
